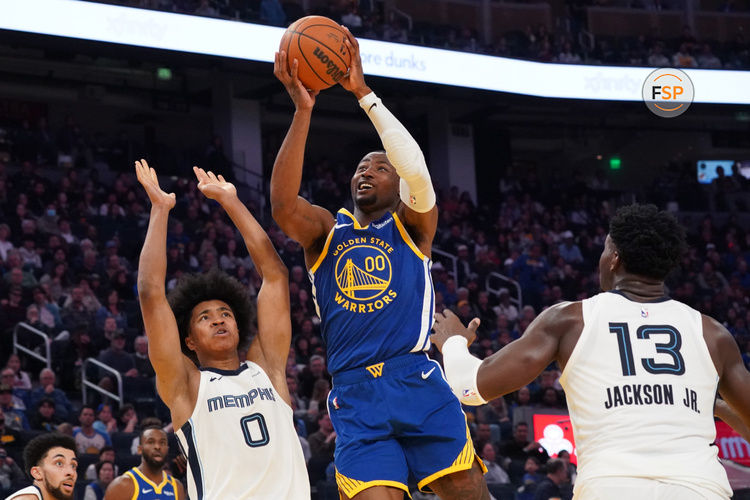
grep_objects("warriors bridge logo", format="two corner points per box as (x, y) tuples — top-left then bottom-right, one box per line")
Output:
(333, 239), (397, 313)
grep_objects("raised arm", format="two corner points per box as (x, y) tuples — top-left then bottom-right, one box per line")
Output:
(193, 167), (292, 405)
(431, 304), (581, 404)
(135, 160), (196, 424)
(339, 27), (438, 255)
(270, 50), (334, 254)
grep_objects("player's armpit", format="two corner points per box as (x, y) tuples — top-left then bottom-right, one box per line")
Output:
(272, 196), (334, 254)
(476, 301), (580, 401)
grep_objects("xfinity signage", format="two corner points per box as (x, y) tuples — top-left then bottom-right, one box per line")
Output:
(3, 0), (750, 104)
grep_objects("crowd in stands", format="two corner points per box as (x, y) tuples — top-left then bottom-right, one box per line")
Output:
(85, 0), (750, 70)
(1, 108), (749, 498)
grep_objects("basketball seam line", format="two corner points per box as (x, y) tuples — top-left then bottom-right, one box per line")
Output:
(290, 28), (350, 69)
(288, 28), (350, 86)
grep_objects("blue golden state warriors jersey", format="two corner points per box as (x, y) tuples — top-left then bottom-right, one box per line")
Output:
(310, 208), (434, 374)
(124, 467), (180, 499)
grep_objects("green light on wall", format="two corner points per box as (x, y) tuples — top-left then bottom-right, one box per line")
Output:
(609, 157), (622, 170)
(157, 67), (173, 81)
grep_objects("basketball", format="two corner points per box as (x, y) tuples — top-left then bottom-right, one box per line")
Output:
(279, 16), (351, 91)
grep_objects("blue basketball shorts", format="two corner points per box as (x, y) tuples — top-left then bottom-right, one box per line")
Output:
(327, 352), (484, 498)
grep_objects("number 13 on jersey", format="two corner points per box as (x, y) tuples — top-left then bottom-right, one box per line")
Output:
(609, 322), (685, 376)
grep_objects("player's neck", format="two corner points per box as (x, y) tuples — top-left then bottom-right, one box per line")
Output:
(612, 276), (667, 301)
(352, 203), (396, 226)
(197, 353), (241, 371)
(138, 463), (164, 483)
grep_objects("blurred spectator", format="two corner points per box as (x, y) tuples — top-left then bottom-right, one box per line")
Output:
(117, 404), (139, 434)
(697, 44), (722, 68)
(558, 231), (583, 264)
(533, 458), (569, 500)
(493, 289), (519, 323)
(307, 412), (336, 484)
(481, 442), (511, 485)
(1, 287), (27, 330)
(3, 355), (30, 391)
(672, 43), (698, 67)
(511, 243), (549, 309)
(298, 354), (331, 400)
(133, 335), (156, 378)
(83, 460), (115, 500)
(0, 444), (24, 492)
(500, 422), (548, 464)
(93, 404), (118, 435)
(31, 286), (63, 332)
(0, 385), (28, 431)
(518, 456), (544, 500)
(557, 449), (577, 485)
(0, 224), (13, 262)
(0, 371), (25, 412)
(341, 2), (363, 30)
(95, 290), (128, 332)
(0, 409), (21, 454)
(61, 286), (96, 331)
(29, 368), (74, 422)
(29, 398), (62, 432)
(260, 0), (286, 26)
(85, 446), (118, 481)
(97, 331), (138, 387)
(74, 405), (112, 454)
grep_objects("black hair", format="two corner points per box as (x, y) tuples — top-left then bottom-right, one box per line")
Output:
(167, 268), (253, 363)
(79, 404), (95, 415)
(544, 458), (566, 475)
(609, 204), (686, 281)
(23, 433), (77, 478)
(94, 460), (115, 477)
(118, 404), (135, 420)
(98, 446), (114, 457)
(139, 423), (166, 441)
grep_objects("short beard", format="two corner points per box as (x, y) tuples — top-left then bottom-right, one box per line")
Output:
(43, 477), (74, 500)
(143, 453), (165, 471)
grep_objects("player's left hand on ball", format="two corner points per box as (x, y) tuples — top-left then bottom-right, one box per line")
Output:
(430, 309), (480, 351)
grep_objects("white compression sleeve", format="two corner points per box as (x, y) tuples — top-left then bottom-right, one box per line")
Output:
(441, 336), (487, 406)
(358, 92), (436, 213)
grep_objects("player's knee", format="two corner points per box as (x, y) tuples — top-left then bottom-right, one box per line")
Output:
(429, 463), (488, 500)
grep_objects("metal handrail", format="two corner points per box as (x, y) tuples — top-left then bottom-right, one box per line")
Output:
(391, 7), (413, 31)
(82, 358), (123, 406)
(485, 271), (523, 309)
(432, 248), (459, 282)
(13, 322), (51, 369)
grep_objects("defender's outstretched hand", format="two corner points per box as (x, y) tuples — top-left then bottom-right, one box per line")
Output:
(273, 50), (319, 111)
(135, 159), (175, 209)
(193, 166), (237, 204)
(430, 309), (480, 352)
(339, 26), (371, 99)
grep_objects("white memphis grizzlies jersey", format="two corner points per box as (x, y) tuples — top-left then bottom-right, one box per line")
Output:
(5, 486), (42, 500)
(559, 291), (731, 498)
(175, 362), (310, 499)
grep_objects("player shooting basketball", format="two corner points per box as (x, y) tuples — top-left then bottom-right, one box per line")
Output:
(135, 160), (309, 499)
(271, 28), (489, 500)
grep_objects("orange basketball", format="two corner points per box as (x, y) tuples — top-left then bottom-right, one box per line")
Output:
(279, 16), (351, 91)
